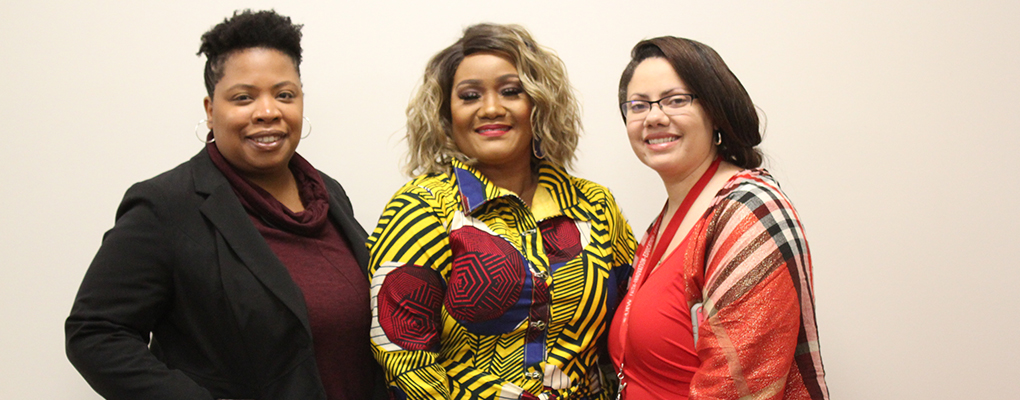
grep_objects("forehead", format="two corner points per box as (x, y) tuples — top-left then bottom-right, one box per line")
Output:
(627, 57), (688, 96)
(218, 48), (300, 84)
(453, 52), (518, 82)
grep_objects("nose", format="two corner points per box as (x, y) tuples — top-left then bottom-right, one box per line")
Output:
(252, 96), (282, 123)
(479, 94), (506, 119)
(643, 102), (669, 127)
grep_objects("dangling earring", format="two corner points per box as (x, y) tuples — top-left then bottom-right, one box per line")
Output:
(195, 119), (214, 143)
(301, 116), (312, 139)
(533, 136), (546, 159)
(714, 130), (723, 146)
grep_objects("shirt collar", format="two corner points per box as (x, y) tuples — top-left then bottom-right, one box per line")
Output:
(451, 159), (581, 219)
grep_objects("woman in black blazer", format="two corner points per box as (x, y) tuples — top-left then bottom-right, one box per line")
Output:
(66, 10), (379, 400)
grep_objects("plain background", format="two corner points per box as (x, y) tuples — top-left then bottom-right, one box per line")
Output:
(2, 0), (1018, 398)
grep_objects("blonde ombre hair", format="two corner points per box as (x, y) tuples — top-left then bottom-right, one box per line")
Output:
(404, 23), (582, 176)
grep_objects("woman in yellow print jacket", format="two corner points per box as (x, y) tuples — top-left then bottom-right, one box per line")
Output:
(367, 23), (636, 400)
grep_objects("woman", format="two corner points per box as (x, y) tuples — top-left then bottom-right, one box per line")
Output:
(65, 10), (378, 400)
(608, 37), (829, 399)
(367, 24), (636, 400)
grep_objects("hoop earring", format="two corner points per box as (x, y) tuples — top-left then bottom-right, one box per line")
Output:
(532, 137), (546, 159)
(714, 130), (723, 146)
(195, 119), (214, 143)
(301, 116), (312, 139)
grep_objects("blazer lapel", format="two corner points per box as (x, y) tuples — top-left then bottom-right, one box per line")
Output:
(191, 151), (313, 335)
(327, 197), (369, 274)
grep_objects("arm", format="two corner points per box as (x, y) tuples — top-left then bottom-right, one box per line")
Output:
(598, 190), (636, 398)
(606, 190), (637, 309)
(65, 182), (214, 400)
(367, 188), (453, 399)
(690, 185), (825, 400)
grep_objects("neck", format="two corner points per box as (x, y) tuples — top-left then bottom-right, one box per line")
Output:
(245, 168), (302, 211)
(478, 161), (538, 205)
(660, 155), (717, 215)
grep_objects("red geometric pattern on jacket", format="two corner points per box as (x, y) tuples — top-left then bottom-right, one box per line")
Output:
(445, 225), (526, 322)
(377, 264), (444, 351)
(539, 216), (582, 265)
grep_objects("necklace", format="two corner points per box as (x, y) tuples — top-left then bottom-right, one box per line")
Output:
(614, 156), (721, 399)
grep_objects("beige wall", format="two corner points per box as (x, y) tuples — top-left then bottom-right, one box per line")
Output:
(2, 0), (1018, 398)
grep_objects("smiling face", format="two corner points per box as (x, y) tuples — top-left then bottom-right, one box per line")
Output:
(204, 47), (303, 182)
(625, 57), (716, 181)
(450, 52), (534, 176)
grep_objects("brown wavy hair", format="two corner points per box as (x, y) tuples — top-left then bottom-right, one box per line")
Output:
(404, 23), (582, 176)
(619, 37), (762, 169)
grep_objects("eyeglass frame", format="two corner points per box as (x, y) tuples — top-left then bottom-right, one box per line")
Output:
(619, 93), (699, 121)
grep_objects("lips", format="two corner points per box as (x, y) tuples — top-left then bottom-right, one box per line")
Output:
(475, 124), (511, 137)
(252, 135), (283, 143)
(647, 137), (678, 145)
(645, 134), (680, 145)
(247, 131), (288, 148)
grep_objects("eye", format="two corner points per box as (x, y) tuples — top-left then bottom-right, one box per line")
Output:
(277, 91), (296, 100)
(662, 95), (689, 108)
(500, 86), (524, 97)
(628, 101), (650, 113)
(457, 91), (481, 102)
(231, 93), (253, 102)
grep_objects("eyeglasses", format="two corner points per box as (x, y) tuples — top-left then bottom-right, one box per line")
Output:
(620, 93), (698, 120)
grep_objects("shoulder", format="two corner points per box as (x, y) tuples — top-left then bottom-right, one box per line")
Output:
(708, 169), (809, 258)
(715, 169), (797, 216)
(315, 169), (351, 203)
(541, 164), (620, 209)
(390, 172), (458, 205)
(368, 173), (456, 249)
(120, 154), (204, 207)
(570, 175), (616, 202)
(371, 172), (459, 232)
(316, 169), (342, 190)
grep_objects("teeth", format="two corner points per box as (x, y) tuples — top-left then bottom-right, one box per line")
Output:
(253, 136), (281, 143)
(647, 137), (678, 145)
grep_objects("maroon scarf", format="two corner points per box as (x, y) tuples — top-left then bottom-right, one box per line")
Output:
(206, 142), (330, 237)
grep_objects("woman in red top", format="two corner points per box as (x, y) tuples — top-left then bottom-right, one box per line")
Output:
(608, 37), (829, 399)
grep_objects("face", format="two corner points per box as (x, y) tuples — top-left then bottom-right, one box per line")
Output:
(450, 52), (534, 175)
(625, 57), (716, 180)
(204, 48), (303, 181)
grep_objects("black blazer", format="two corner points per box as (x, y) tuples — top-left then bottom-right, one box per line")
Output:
(66, 150), (378, 400)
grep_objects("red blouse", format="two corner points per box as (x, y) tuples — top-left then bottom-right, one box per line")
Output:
(609, 170), (829, 400)
(608, 231), (701, 399)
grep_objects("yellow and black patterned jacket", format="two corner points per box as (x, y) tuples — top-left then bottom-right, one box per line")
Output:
(367, 159), (636, 400)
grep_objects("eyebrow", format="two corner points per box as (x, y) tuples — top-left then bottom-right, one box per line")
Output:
(629, 87), (686, 100)
(224, 81), (300, 92)
(454, 74), (521, 89)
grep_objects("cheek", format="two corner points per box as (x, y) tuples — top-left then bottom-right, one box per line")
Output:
(212, 105), (243, 129)
(449, 104), (472, 131)
(516, 102), (533, 128)
(625, 123), (643, 142)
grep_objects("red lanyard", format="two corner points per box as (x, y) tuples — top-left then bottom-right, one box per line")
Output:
(616, 156), (721, 398)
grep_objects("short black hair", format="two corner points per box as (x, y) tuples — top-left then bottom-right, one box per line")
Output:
(197, 9), (303, 96)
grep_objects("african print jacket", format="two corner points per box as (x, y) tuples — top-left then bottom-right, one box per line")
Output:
(368, 159), (635, 400)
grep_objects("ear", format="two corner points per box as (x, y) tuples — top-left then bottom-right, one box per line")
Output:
(203, 96), (213, 129)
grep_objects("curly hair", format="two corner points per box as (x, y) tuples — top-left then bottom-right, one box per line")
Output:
(404, 23), (582, 177)
(619, 37), (762, 169)
(197, 9), (303, 97)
